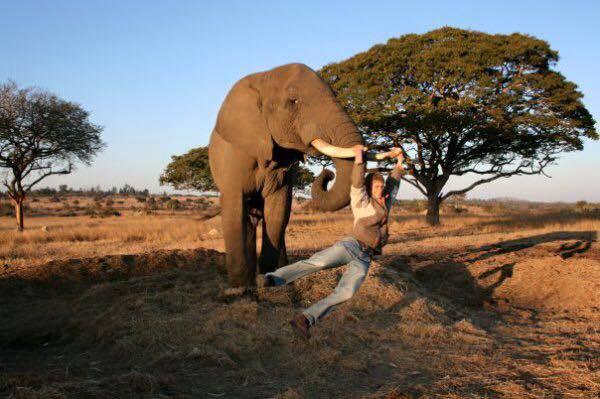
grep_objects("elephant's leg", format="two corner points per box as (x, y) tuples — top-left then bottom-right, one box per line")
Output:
(221, 192), (256, 287)
(245, 193), (264, 274)
(279, 230), (288, 268)
(259, 183), (292, 273)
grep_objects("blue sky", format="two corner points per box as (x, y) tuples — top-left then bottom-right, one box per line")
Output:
(1, 0), (599, 201)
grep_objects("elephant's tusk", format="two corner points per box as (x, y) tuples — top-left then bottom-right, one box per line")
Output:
(310, 139), (355, 158)
(310, 139), (403, 162)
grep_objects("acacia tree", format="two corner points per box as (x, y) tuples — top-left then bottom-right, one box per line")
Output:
(159, 147), (216, 192)
(320, 27), (597, 225)
(0, 81), (104, 231)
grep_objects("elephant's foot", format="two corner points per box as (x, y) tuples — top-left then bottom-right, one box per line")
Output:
(217, 284), (258, 303)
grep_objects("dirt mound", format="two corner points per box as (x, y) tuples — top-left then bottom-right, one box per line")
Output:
(1, 239), (599, 398)
(1, 253), (495, 398)
(410, 231), (600, 312)
(490, 257), (600, 310)
(3, 247), (224, 284)
(0, 248), (224, 349)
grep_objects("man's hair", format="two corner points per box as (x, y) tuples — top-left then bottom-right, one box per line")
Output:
(365, 172), (384, 197)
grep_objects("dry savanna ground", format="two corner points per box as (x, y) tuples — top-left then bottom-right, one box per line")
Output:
(0, 196), (599, 398)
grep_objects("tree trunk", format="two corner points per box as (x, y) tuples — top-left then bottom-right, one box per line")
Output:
(14, 198), (24, 232)
(426, 195), (441, 226)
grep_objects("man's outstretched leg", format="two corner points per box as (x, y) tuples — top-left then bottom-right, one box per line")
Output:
(256, 240), (353, 287)
(291, 256), (370, 338)
(303, 257), (370, 324)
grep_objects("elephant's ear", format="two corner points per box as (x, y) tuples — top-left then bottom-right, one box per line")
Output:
(215, 78), (273, 162)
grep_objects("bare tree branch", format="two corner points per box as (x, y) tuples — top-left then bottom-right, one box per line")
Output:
(23, 163), (72, 194)
(401, 176), (427, 195)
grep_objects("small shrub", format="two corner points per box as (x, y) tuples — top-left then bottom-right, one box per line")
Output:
(146, 197), (158, 210)
(108, 209), (121, 217)
(194, 197), (209, 210)
(166, 199), (181, 210)
(98, 208), (121, 218)
(396, 199), (426, 213)
(135, 196), (147, 203)
(443, 204), (467, 214)
(0, 202), (13, 216)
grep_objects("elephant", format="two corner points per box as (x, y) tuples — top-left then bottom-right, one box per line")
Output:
(208, 63), (381, 287)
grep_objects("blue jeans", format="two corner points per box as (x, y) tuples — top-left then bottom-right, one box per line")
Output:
(266, 237), (371, 325)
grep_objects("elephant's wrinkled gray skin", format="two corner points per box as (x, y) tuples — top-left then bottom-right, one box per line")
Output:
(208, 63), (363, 287)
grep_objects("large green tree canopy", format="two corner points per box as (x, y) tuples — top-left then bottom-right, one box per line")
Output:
(319, 27), (597, 225)
(160, 147), (216, 192)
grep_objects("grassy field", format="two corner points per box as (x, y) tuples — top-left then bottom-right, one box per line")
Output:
(0, 197), (599, 398)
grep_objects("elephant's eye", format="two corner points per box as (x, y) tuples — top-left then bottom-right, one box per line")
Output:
(288, 98), (298, 105)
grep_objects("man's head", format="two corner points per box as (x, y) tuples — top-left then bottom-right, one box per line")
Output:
(365, 172), (385, 200)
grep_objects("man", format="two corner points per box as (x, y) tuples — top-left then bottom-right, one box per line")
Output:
(256, 145), (405, 338)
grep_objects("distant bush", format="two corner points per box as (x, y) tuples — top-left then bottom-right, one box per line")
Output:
(135, 196), (147, 203)
(86, 207), (121, 218)
(194, 197), (210, 210)
(145, 197), (158, 210)
(166, 199), (181, 210)
(0, 202), (13, 216)
(396, 199), (426, 213)
(575, 200), (592, 212)
(105, 199), (114, 207)
(105, 209), (121, 217)
(442, 204), (468, 214)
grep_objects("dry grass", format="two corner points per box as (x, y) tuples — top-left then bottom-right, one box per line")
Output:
(0, 203), (599, 398)
(0, 213), (223, 273)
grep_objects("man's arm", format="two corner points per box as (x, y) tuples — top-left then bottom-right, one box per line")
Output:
(350, 145), (369, 209)
(384, 149), (405, 210)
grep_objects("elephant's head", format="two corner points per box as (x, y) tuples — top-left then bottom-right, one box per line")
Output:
(215, 63), (363, 211)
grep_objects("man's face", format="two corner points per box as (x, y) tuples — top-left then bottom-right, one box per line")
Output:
(371, 179), (384, 200)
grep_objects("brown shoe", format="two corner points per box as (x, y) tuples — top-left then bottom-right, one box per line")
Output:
(290, 313), (311, 339)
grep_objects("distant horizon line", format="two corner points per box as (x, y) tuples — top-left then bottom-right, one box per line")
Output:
(0, 186), (596, 205)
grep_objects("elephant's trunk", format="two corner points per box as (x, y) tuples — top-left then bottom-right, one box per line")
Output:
(309, 156), (354, 212)
(302, 106), (365, 212)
